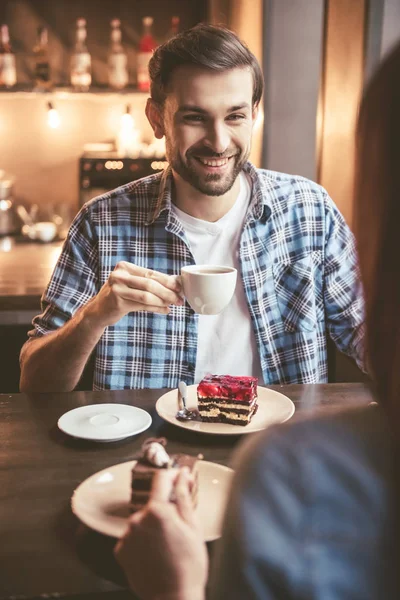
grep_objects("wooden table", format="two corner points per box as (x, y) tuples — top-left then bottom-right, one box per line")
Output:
(0, 384), (373, 600)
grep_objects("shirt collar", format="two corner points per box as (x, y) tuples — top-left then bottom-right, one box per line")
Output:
(145, 165), (173, 225)
(145, 161), (272, 226)
(242, 161), (272, 223)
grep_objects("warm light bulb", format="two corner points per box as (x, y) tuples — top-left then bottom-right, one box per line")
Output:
(117, 104), (141, 158)
(0, 236), (12, 252)
(121, 105), (133, 130)
(47, 102), (60, 129)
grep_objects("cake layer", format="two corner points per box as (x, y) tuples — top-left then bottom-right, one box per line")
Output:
(131, 479), (153, 491)
(200, 416), (251, 426)
(197, 398), (257, 413)
(199, 407), (253, 417)
(198, 398), (255, 408)
(200, 403), (258, 426)
(131, 489), (153, 501)
(199, 404), (259, 419)
(197, 374), (258, 402)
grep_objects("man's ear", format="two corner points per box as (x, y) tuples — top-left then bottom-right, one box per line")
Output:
(252, 104), (259, 125)
(145, 99), (165, 139)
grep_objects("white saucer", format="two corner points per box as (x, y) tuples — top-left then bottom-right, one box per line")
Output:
(156, 385), (295, 435)
(71, 459), (233, 541)
(58, 404), (152, 442)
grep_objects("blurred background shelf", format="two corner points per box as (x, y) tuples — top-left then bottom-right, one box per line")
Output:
(0, 85), (148, 96)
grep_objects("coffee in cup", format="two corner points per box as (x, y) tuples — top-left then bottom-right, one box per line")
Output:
(180, 265), (237, 315)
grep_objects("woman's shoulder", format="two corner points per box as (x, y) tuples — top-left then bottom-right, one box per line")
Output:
(233, 405), (392, 497)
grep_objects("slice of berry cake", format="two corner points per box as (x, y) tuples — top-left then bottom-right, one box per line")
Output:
(197, 374), (258, 426)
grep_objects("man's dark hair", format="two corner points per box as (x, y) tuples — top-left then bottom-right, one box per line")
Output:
(148, 23), (264, 107)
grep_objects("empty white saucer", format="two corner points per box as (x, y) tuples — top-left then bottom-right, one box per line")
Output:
(58, 404), (152, 442)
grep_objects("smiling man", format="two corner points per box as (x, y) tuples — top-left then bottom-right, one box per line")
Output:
(20, 24), (364, 392)
(154, 67), (253, 201)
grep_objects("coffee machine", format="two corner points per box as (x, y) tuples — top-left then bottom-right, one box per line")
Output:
(79, 152), (168, 206)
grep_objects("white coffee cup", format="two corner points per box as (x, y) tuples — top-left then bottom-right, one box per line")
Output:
(180, 265), (237, 315)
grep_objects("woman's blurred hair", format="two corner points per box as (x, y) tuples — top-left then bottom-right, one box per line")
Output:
(355, 43), (400, 421)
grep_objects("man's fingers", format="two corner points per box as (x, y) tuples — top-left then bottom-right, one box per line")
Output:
(111, 270), (183, 306)
(134, 304), (170, 314)
(144, 268), (181, 291)
(116, 285), (174, 308)
(169, 275), (183, 294)
(126, 275), (183, 304)
(116, 262), (182, 293)
(143, 269), (182, 294)
(174, 468), (197, 526)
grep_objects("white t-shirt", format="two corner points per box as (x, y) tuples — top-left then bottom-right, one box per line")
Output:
(172, 173), (264, 383)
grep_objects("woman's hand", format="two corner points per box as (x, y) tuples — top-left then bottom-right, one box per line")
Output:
(114, 468), (208, 600)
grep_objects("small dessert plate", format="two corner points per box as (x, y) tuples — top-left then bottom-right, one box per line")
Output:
(71, 459), (233, 541)
(58, 404), (152, 442)
(156, 385), (295, 435)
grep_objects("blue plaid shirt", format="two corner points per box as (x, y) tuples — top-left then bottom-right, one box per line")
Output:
(30, 162), (364, 390)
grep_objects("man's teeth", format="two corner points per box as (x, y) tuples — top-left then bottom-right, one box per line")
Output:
(197, 157), (230, 167)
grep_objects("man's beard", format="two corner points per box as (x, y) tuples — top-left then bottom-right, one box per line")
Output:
(167, 144), (249, 196)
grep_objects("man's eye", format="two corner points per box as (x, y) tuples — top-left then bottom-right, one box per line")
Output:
(227, 114), (245, 122)
(183, 115), (205, 122)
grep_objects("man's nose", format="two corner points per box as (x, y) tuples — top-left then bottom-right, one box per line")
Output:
(203, 121), (230, 154)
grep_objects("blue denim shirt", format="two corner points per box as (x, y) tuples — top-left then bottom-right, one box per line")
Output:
(211, 405), (397, 599)
(30, 162), (364, 389)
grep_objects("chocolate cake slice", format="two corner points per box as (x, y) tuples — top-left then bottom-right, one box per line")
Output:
(197, 374), (258, 426)
(130, 438), (199, 513)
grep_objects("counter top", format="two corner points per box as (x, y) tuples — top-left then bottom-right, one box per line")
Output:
(0, 237), (62, 323)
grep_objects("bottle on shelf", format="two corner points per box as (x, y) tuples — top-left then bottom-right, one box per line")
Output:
(33, 26), (51, 91)
(70, 18), (91, 92)
(0, 24), (17, 88)
(137, 16), (157, 92)
(165, 16), (180, 41)
(108, 18), (128, 90)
